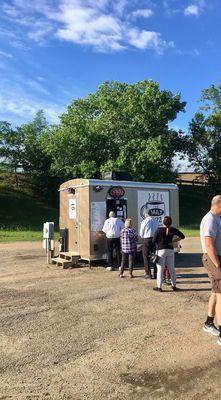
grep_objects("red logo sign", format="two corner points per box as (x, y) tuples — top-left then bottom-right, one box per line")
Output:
(108, 186), (125, 198)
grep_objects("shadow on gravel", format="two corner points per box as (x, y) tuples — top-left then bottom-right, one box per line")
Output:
(174, 288), (211, 292)
(17, 255), (44, 260)
(121, 360), (221, 398)
(177, 273), (208, 279)
(178, 280), (210, 285)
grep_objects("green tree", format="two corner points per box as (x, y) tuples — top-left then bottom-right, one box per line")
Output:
(0, 111), (57, 199)
(46, 80), (186, 182)
(187, 81), (221, 183)
(0, 121), (24, 179)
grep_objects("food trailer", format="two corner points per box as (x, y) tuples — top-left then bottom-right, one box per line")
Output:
(58, 178), (179, 262)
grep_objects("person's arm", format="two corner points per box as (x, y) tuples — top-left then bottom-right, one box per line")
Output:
(153, 229), (159, 246)
(205, 236), (221, 268)
(102, 220), (107, 234)
(172, 228), (185, 242)
(139, 220), (145, 238)
(133, 229), (138, 242)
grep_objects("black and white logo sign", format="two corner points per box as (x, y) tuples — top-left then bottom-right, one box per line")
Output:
(138, 191), (169, 225)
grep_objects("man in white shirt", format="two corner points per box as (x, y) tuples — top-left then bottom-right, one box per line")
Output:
(200, 195), (221, 345)
(140, 210), (159, 279)
(102, 211), (124, 271)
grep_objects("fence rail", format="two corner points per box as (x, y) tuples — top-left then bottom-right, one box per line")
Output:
(176, 179), (207, 186)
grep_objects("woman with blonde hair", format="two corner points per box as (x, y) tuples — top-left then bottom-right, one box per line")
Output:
(119, 218), (138, 278)
(152, 216), (185, 291)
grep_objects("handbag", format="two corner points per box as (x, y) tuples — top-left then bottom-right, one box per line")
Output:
(150, 253), (159, 264)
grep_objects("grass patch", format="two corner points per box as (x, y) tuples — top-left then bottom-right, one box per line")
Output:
(0, 230), (44, 242)
(180, 227), (199, 237)
(179, 185), (211, 237)
(0, 174), (59, 242)
(0, 230), (60, 242)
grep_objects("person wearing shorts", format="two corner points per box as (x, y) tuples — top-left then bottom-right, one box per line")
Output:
(200, 195), (221, 345)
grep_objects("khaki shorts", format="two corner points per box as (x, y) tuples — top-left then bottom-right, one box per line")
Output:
(202, 254), (221, 293)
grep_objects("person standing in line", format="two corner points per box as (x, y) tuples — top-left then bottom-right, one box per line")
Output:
(119, 219), (138, 278)
(140, 210), (159, 279)
(200, 195), (221, 345)
(102, 211), (124, 271)
(152, 216), (185, 292)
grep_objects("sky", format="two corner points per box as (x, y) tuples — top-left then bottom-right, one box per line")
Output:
(0, 0), (220, 137)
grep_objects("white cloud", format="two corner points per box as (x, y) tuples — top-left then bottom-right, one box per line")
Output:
(131, 9), (153, 19)
(1, 0), (174, 54)
(128, 29), (174, 54)
(0, 50), (14, 58)
(184, 1), (206, 17)
(0, 89), (63, 123)
(113, 0), (128, 16)
(25, 79), (49, 95)
(184, 4), (199, 16)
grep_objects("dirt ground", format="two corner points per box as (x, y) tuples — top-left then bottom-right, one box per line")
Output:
(0, 241), (220, 400)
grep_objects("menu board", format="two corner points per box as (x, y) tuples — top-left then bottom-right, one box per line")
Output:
(91, 202), (106, 231)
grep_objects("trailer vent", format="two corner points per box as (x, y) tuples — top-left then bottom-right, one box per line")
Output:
(101, 171), (133, 181)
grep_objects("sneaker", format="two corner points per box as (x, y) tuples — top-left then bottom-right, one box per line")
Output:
(106, 266), (113, 271)
(217, 336), (221, 345)
(172, 286), (177, 291)
(203, 323), (220, 336)
(129, 273), (134, 278)
(119, 273), (124, 278)
(153, 287), (163, 292)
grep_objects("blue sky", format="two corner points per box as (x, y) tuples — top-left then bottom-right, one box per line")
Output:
(0, 0), (220, 133)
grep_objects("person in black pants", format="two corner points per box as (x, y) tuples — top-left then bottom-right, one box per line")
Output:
(102, 211), (124, 271)
(140, 211), (159, 279)
(106, 237), (121, 269)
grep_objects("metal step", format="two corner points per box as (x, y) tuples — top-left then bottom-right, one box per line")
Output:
(51, 253), (80, 268)
(59, 251), (80, 261)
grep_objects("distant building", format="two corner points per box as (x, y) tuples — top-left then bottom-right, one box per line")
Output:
(177, 172), (208, 185)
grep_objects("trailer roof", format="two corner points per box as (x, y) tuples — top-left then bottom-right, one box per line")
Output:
(88, 179), (178, 189)
(60, 178), (178, 190)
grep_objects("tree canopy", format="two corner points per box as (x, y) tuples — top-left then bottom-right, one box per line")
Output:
(0, 79), (188, 202)
(187, 81), (221, 183)
(45, 80), (186, 182)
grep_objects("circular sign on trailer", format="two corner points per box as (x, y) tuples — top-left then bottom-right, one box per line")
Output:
(108, 186), (125, 198)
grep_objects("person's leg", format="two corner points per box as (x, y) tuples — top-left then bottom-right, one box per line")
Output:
(142, 238), (152, 277)
(166, 250), (176, 288)
(142, 239), (149, 275)
(202, 254), (220, 336)
(107, 238), (114, 268)
(147, 238), (154, 277)
(119, 252), (127, 276)
(208, 292), (217, 317)
(216, 293), (221, 343)
(156, 250), (165, 289)
(129, 253), (135, 277)
(115, 238), (121, 268)
(153, 264), (157, 279)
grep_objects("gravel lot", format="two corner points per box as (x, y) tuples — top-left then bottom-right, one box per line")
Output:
(0, 242), (220, 400)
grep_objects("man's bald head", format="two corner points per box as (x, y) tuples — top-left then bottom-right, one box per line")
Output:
(211, 195), (221, 207)
(211, 195), (221, 216)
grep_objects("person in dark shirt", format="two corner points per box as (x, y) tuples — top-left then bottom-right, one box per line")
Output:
(152, 216), (185, 292)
